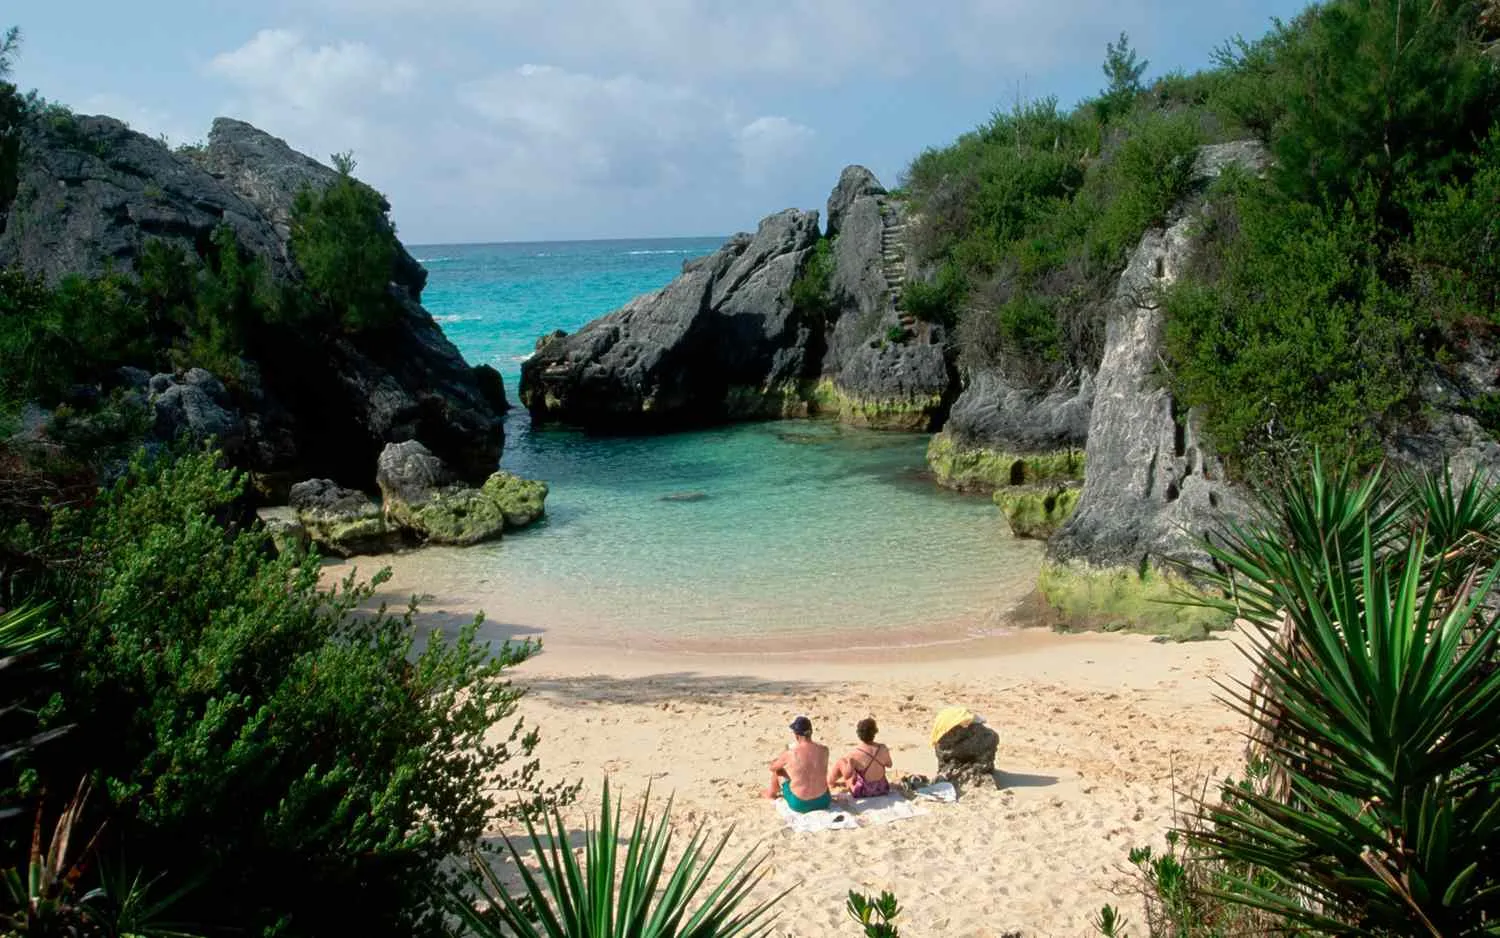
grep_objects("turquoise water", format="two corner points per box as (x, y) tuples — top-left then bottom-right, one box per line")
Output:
(381, 239), (1041, 648)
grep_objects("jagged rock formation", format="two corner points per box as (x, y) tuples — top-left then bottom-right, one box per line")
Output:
(521, 210), (822, 427)
(1037, 142), (1267, 636)
(520, 165), (953, 431)
(0, 114), (504, 495)
(934, 720), (1000, 789)
(817, 166), (953, 431)
(288, 478), (400, 557)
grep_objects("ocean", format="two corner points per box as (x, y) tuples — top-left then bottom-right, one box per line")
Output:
(394, 237), (1041, 650)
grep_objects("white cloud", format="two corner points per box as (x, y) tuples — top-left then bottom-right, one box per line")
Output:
(737, 116), (814, 185)
(207, 29), (416, 115)
(205, 30), (423, 202)
(455, 65), (811, 193)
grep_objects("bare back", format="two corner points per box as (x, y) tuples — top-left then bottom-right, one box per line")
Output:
(777, 739), (829, 799)
(845, 743), (891, 783)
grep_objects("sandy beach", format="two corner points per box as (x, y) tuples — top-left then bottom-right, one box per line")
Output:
(472, 624), (1255, 938)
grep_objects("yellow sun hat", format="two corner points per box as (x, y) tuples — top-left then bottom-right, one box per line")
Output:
(930, 706), (976, 747)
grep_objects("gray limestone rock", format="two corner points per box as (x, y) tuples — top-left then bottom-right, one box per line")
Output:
(0, 111), (502, 491)
(520, 209), (822, 427)
(288, 478), (399, 557)
(934, 720), (1000, 789)
(944, 369), (1094, 454)
(825, 164), (886, 239)
(1047, 178), (1257, 574)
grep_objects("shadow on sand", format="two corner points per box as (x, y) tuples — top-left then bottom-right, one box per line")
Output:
(994, 770), (1059, 789)
(521, 671), (829, 709)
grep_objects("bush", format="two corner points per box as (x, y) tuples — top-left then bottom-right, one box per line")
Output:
(1163, 175), (1422, 475)
(290, 154), (401, 331)
(1175, 458), (1500, 935)
(900, 261), (964, 326)
(5, 448), (574, 938)
(788, 236), (835, 323)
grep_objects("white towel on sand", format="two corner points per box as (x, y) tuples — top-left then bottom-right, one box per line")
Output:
(913, 782), (958, 803)
(774, 792), (930, 832)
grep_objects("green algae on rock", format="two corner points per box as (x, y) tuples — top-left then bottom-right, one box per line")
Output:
(482, 471), (549, 530)
(288, 478), (400, 557)
(809, 378), (943, 431)
(1037, 559), (1230, 641)
(398, 485), (508, 546)
(926, 432), (1084, 491)
(995, 485), (1079, 539)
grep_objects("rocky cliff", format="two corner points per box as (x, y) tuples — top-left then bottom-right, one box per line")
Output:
(1034, 142), (1268, 636)
(520, 166), (953, 431)
(0, 114), (504, 494)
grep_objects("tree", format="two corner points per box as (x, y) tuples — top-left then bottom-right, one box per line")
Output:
(0, 27), (19, 79)
(1098, 31), (1148, 124)
(289, 158), (401, 331)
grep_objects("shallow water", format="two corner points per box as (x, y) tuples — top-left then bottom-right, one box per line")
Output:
(366, 239), (1043, 648)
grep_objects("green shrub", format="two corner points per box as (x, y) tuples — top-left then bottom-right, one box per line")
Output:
(290, 155), (401, 331)
(0, 269), (151, 405)
(1163, 174), (1422, 476)
(899, 261), (964, 325)
(788, 236), (834, 323)
(7, 448), (574, 938)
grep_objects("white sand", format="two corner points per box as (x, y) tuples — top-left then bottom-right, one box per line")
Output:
(483, 630), (1254, 938)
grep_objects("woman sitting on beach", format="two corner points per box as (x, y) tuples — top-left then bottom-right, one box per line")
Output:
(830, 717), (893, 798)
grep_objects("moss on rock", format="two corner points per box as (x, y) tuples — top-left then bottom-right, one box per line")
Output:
(995, 485), (1080, 539)
(926, 432), (1085, 492)
(809, 378), (942, 431)
(403, 486), (508, 546)
(1037, 559), (1230, 641)
(482, 471), (549, 529)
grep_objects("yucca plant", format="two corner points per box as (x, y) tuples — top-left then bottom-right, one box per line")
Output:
(1, 603), (66, 823)
(1184, 456), (1500, 935)
(1, 782), (201, 938)
(447, 781), (786, 938)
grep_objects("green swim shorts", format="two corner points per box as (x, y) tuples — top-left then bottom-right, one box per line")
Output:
(781, 780), (832, 813)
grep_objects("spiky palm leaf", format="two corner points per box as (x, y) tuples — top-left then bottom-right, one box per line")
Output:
(0, 603), (65, 823)
(1183, 458), (1500, 936)
(448, 781), (787, 938)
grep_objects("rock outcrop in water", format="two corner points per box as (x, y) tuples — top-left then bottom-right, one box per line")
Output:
(287, 441), (548, 555)
(0, 114), (505, 495)
(520, 166), (953, 430)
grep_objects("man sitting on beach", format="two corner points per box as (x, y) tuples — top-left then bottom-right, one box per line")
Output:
(765, 715), (831, 813)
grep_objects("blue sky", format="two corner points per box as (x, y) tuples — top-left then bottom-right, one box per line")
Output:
(9, 0), (1312, 244)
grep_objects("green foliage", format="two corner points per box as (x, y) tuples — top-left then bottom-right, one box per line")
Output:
(1217, 0), (1500, 207)
(1097, 32), (1149, 126)
(906, 87), (1202, 376)
(449, 781), (785, 938)
(1181, 456), (1500, 935)
(1163, 176), (1422, 475)
(0, 269), (151, 405)
(788, 236), (835, 323)
(290, 160), (401, 331)
(0, 604), (63, 823)
(7, 448), (574, 938)
(2, 784), (202, 938)
(0, 28), (22, 221)
(846, 891), (900, 938)
(898, 261), (963, 326)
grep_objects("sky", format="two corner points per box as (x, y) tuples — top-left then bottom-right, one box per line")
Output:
(9, 1), (1313, 245)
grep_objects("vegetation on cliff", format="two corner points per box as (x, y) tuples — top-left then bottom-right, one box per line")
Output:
(908, 0), (1500, 478)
